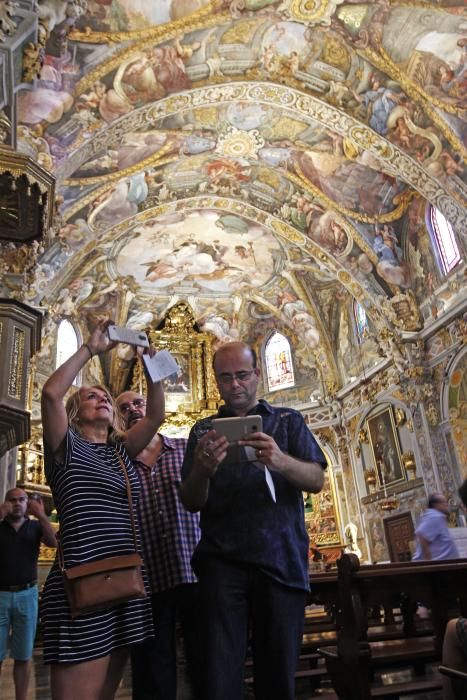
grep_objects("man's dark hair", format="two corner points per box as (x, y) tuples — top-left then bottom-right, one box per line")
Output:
(212, 343), (257, 370)
(459, 480), (467, 509)
(428, 493), (445, 509)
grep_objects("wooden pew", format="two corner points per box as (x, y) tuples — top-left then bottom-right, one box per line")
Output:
(438, 665), (467, 700)
(316, 553), (467, 699)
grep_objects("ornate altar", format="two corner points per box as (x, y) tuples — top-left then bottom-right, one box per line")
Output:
(129, 302), (221, 436)
(304, 465), (344, 567)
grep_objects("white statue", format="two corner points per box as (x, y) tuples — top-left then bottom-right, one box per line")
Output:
(344, 522), (362, 559)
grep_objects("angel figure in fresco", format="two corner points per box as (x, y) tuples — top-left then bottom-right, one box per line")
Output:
(98, 37), (199, 121)
(277, 291), (320, 348)
(426, 150), (463, 184)
(17, 86), (73, 125)
(423, 40), (467, 105)
(38, 0), (87, 31)
(353, 74), (404, 136)
(204, 158), (251, 187)
(199, 313), (239, 346)
(313, 212), (350, 256)
(141, 260), (179, 282)
(373, 224), (411, 288)
(89, 179), (140, 226)
(260, 44), (276, 73)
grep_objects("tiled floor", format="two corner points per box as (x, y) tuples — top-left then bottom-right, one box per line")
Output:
(0, 649), (444, 699)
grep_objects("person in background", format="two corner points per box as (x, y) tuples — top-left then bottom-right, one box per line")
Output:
(0, 488), (57, 700)
(412, 493), (459, 561)
(40, 319), (164, 700)
(180, 341), (327, 700)
(116, 390), (202, 700)
(442, 479), (467, 700)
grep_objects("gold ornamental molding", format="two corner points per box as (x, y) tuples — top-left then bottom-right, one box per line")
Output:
(69, 2), (222, 45)
(57, 83), (466, 236)
(0, 148), (55, 243)
(71, 10), (230, 96)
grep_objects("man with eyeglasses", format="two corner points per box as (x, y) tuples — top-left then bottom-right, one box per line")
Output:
(116, 391), (202, 700)
(0, 488), (57, 700)
(180, 342), (327, 700)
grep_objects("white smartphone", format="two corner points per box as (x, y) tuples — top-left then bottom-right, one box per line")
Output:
(107, 325), (149, 347)
(211, 415), (262, 463)
(212, 415), (262, 442)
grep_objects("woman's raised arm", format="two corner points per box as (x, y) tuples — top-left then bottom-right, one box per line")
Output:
(41, 319), (115, 454)
(124, 367), (165, 458)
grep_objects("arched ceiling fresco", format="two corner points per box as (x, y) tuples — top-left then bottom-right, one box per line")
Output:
(12, 0), (466, 397)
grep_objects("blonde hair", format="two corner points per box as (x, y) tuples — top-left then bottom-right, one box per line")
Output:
(65, 385), (124, 442)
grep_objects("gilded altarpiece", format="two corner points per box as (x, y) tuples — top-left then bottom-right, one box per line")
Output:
(304, 467), (342, 549)
(129, 303), (221, 436)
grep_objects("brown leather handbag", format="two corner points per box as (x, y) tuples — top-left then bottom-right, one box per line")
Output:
(59, 452), (147, 618)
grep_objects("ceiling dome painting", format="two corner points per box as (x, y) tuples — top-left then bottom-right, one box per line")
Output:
(113, 210), (282, 293)
(2, 0), (464, 398)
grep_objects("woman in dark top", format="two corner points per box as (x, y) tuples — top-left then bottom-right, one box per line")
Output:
(41, 319), (164, 700)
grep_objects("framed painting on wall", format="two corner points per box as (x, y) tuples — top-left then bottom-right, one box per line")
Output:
(366, 406), (405, 489)
(162, 352), (192, 412)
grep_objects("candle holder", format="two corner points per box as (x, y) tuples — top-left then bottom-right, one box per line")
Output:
(380, 496), (399, 512)
(402, 451), (416, 480)
(365, 469), (377, 494)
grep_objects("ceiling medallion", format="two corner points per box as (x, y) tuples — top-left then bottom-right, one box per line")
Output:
(215, 127), (264, 159)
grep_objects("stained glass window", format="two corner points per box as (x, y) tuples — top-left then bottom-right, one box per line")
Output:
(265, 332), (295, 392)
(428, 206), (461, 275)
(56, 320), (80, 384)
(353, 300), (369, 344)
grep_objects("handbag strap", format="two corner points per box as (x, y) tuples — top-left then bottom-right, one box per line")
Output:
(114, 449), (139, 553)
(58, 449), (139, 573)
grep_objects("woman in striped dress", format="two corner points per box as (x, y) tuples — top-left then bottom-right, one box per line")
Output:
(41, 319), (164, 700)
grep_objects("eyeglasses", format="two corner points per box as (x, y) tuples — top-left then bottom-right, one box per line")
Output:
(216, 370), (256, 385)
(118, 398), (146, 414)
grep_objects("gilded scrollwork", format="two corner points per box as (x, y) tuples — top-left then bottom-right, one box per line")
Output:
(0, 0), (19, 41)
(70, 2), (222, 44)
(21, 43), (44, 83)
(8, 326), (25, 400)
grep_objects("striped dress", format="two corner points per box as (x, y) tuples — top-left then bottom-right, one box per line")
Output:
(41, 429), (154, 664)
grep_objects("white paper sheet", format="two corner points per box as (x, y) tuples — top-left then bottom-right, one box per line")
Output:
(253, 459), (276, 503)
(143, 349), (180, 383)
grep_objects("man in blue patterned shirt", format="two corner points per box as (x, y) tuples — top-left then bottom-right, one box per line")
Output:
(180, 342), (326, 700)
(117, 391), (202, 700)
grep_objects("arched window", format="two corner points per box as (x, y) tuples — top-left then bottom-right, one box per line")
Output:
(427, 205), (461, 275)
(264, 332), (294, 392)
(353, 300), (369, 344)
(56, 320), (80, 384)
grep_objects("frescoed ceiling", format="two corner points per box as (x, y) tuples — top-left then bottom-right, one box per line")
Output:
(4, 0), (466, 398)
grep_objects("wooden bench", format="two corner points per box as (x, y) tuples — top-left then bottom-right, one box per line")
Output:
(315, 553), (467, 699)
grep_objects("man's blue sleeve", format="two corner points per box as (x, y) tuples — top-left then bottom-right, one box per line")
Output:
(287, 411), (327, 468)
